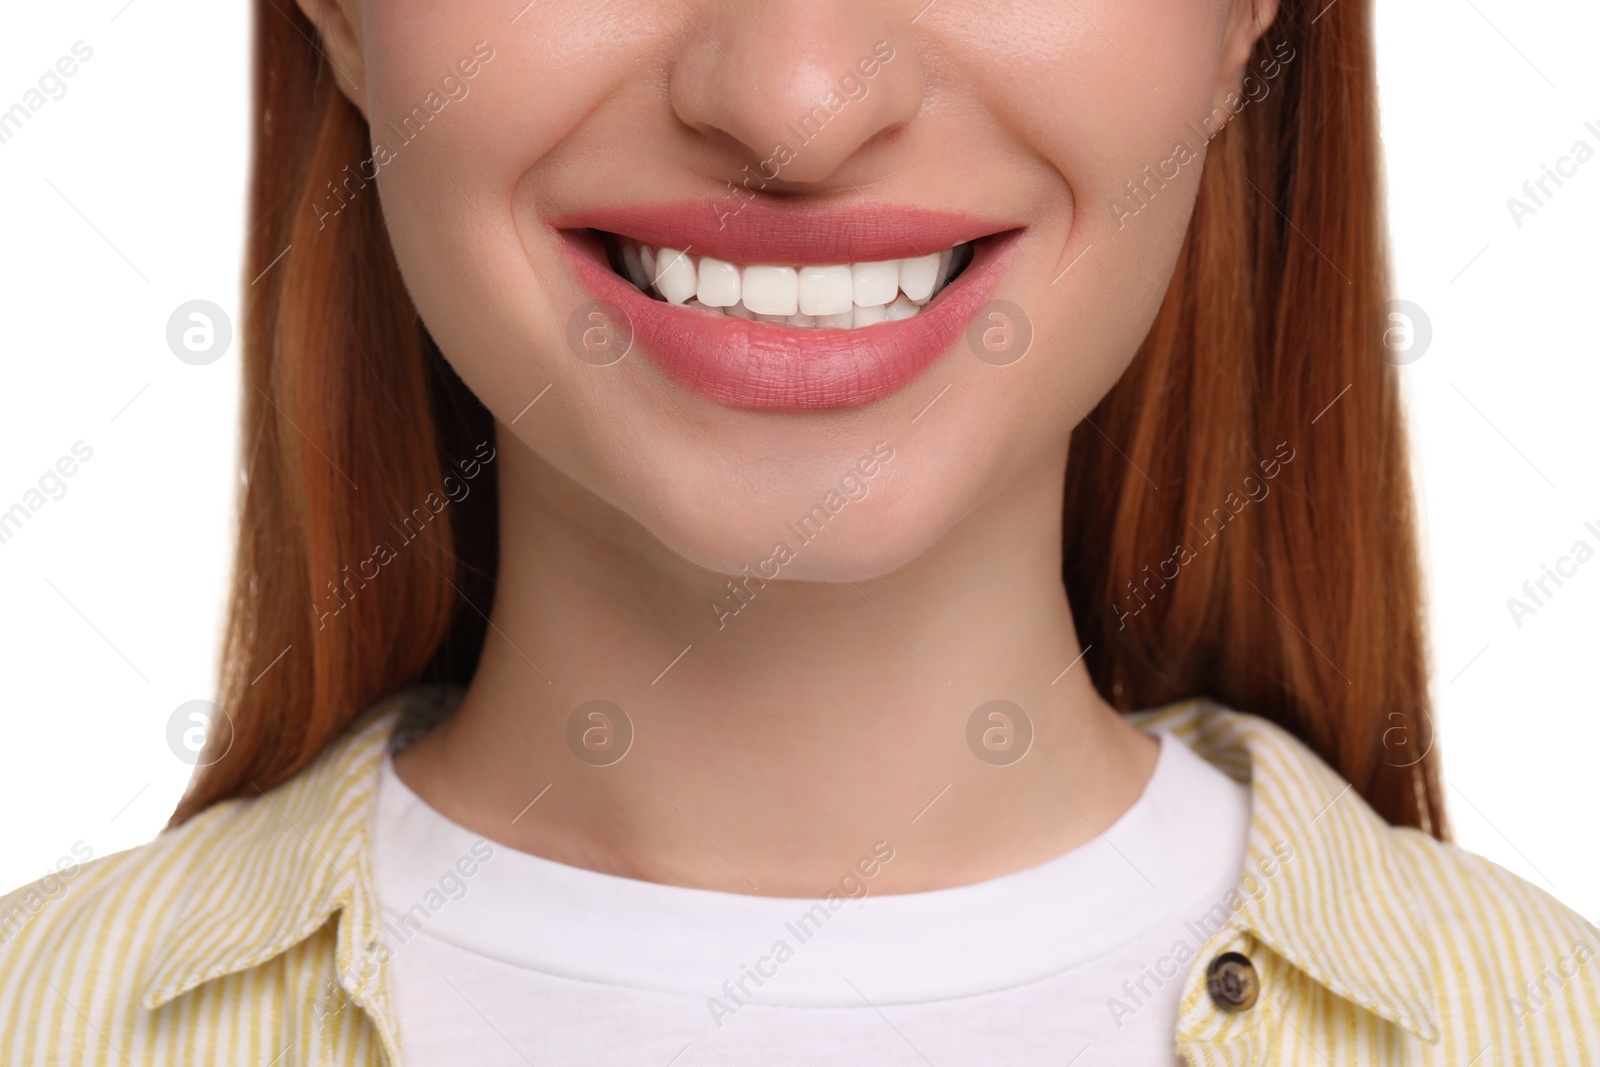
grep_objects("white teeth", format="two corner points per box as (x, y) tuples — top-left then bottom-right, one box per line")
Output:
(886, 294), (920, 321)
(853, 303), (889, 328)
(899, 254), (939, 303)
(798, 264), (854, 317)
(654, 247), (697, 305)
(696, 256), (741, 307)
(741, 265), (799, 316)
(852, 260), (899, 307)
(615, 240), (972, 328)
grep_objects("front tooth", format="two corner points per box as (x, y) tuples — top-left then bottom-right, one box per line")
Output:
(725, 301), (753, 320)
(852, 261), (899, 307)
(798, 264), (853, 317)
(787, 312), (816, 327)
(899, 254), (939, 302)
(640, 246), (656, 282)
(853, 303), (889, 327)
(815, 311), (853, 329)
(886, 294), (920, 321)
(696, 256), (741, 307)
(655, 248), (697, 304)
(621, 245), (649, 290)
(741, 265), (799, 316)
(753, 312), (789, 323)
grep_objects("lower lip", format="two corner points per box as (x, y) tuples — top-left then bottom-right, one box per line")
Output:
(562, 234), (1019, 410)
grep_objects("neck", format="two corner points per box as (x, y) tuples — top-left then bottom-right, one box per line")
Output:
(395, 426), (1158, 896)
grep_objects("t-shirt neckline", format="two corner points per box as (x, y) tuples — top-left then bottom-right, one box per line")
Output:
(369, 729), (1251, 1005)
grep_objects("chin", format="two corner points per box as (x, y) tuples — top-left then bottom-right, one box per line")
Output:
(645, 470), (949, 586)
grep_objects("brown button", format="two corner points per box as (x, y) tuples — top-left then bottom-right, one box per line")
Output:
(1206, 952), (1259, 1011)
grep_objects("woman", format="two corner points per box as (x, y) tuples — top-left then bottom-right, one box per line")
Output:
(2, 0), (1595, 1063)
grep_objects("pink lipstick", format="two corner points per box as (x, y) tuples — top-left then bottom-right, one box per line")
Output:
(554, 201), (1021, 410)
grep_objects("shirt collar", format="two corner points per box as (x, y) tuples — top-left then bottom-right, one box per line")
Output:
(138, 688), (448, 1064)
(1133, 699), (1443, 1043)
(140, 690), (1440, 1045)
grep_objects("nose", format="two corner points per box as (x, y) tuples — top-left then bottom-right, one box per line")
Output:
(668, 1), (924, 186)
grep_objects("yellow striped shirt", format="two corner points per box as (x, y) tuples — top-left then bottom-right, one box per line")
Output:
(3, 689), (1596, 1064)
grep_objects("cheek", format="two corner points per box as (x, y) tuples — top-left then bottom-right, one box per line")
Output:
(864, 2), (1239, 557)
(956, 0), (1233, 390)
(957, 0), (1231, 263)
(361, 1), (592, 309)
(361, 3), (665, 477)
(954, 0), (1229, 188)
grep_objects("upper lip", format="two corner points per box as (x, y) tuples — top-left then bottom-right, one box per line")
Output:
(550, 200), (1019, 265)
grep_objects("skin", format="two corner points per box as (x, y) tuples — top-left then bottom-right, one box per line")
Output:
(296, 0), (1277, 895)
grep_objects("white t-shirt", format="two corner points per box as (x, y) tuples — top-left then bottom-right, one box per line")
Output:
(371, 731), (1250, 1066)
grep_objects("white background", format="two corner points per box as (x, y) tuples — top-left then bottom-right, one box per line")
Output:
(1, 1), (1596, 922)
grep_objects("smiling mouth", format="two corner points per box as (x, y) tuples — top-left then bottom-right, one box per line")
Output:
(600, 234), (977, 328)
(552, 201), (1022, 409)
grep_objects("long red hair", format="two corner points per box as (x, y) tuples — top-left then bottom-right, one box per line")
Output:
(173, 0), (1445, 838)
